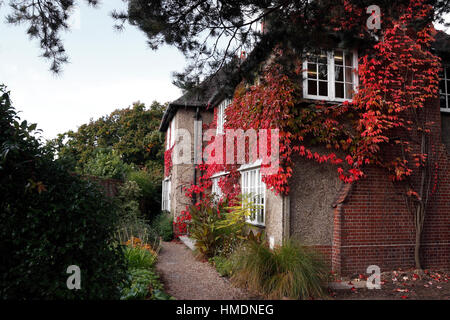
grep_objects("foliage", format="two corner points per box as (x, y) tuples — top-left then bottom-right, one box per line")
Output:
(164, 146), (173, 177)
(151, 213), (174, 242)
(180, 195), (257, 258)
(6, 0), (450, 84)
(188, 197), (228, 259)
(119, 268), (172, 300)
(110, 0), (450, 89)
(119, 237), (172, 300)
(230, 240), (328, 299)
(115, 181), (160, 248)
(128, 168), (162, 219)
(0, 85), (127, 299)
(211, 256), (233, 277)
(123, 245), (157, 270)
(82, 147), (133, 180)
(49, 101), (165, 172)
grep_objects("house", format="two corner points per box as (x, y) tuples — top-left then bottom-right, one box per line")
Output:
(160, 30), (450, 275)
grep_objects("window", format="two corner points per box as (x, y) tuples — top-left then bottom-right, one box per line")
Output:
(210, 172), (228, 202)
(166, 118), (176, 150)
(162, 178), (171, 211)
(440, 66), (450, 112)
(216, 99), (231, 134)
(240, 165), (265, 226)
(303, 50), (358, 102)
(211, 177), (223, 201)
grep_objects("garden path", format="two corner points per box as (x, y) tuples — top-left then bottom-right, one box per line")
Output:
(156, 241), (250, 300)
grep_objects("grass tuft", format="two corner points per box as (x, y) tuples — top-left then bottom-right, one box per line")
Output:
(230, 240), (329, 299)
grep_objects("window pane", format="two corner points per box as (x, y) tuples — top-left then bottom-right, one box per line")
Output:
(345, 83), (354, 99)
(439, 69), (444, 79)
(440, 80), (446, 94)
(319, 81), (328, 96)
(345, 52), (353, 67)
(446, 67), (450, 79)
(345, 67), (353, 83)
(318, 64), (327, 80)
(335, 82), (344, 98)
(308, 80), (317, 95)
(441, 95), (447, 109)
(335, 50), (343, 65)
(307, 63), (317, 79)
(447, 80), (450, 93)
(335, 66), (343, 82)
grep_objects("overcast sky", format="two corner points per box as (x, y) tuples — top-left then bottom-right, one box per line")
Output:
(0, 0), (186, 140)
(1, 3), (449, 141)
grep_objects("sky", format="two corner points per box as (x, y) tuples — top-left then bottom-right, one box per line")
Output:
(0, 0), (186, 140)
(0, 3), (449, 141)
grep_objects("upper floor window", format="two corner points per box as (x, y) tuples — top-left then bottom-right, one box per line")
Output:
(166, 118), (176, 150)
(440, 66), (450, 112)
(303, 50), (358, 102)
(240, 164), (265, 226)
(217, 99), (231, 134)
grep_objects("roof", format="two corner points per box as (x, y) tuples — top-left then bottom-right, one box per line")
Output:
(159, 66), (235, 132)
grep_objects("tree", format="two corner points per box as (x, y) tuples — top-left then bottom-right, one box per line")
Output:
(48, 101), (166, 219)
(3, 1), (450, 85)
(48, 101), (166, 173)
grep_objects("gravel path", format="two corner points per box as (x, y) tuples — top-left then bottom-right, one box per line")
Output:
(156, 241), (250, 300)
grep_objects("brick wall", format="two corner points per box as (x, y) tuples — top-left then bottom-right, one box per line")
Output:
(332, 98), (450, 275)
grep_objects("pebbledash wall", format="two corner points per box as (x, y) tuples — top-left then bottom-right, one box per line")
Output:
(287, 97), (450, 275)
(167, 107), (214, 222)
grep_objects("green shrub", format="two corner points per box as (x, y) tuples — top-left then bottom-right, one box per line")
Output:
(120, 268), (166, 300)
(230, 240), (328, 299)
(115, 181), (160, 248)
(120, 242), (172, 300)
(128, 168), (162, 219)
(188, 197), (228, 258)
(152, 213), (174, 241)
(212, 256), (233, 277)
(0, 85), (127, 299)
(124, 245), (157, 270)
(82, 147), (132, 180)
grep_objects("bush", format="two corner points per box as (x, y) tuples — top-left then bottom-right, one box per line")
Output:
(0, 85), (127, 299)
(128, 168), (162, 219)
(119, 238), (172, 300)
(188, 197), (229, 258)
(152, 213), (174, 241)
(120, 268), (164, 300)
(211, 256), (233, 277)
(123, 245), (157, 270)
(115, 181), (160, 248)
(230, 240), (329, 299)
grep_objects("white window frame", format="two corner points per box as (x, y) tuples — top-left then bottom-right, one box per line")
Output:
(440, 65), (450, 113)
(303, 49), (358, 102)
(239, 162), (266, 227)
(216, 99), (231, 134)
(162, 178), (171, 212)
(210, 171), (229, 201)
